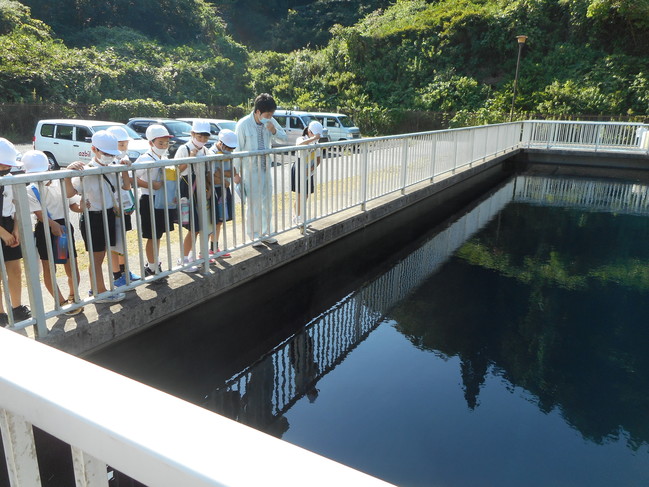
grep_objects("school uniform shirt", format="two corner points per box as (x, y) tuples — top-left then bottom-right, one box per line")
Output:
(0, 178), (15, 218)
(135, 151), (167, 197)
(71, 160), (118, 211)
(111, 157), (134, 211)
(26, 179), (67, 220)
(209, 148), (233, 187)
(175, 142), (210, 178)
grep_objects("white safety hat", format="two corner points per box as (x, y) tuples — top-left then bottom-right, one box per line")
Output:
(146, 124), (172, 141)
(106, 125), (130, 142)
(191, 120), (212, 135)
(308, 121), (324, 137)
(219, 129), (238, 149)
(0, 138), (19, 167)
(91, 130), (120, 156)
(21, 150), (49, 173)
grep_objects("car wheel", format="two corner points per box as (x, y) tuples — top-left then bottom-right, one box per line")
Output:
(45, 153), (60, 170)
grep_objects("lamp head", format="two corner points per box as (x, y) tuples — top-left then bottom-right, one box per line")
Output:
(516, 35), (528, 44)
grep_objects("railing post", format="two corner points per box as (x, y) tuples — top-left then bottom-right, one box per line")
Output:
(12, 183), (47, 337)
(452, 134), (458, 174)
(72, 447), (109, 487)
(0, 409), (41, 487)
(195, 161), (210, 274)
(400, 138), (408, 195)
(360, 143), (368, 211)
(430, 135), (437, 182)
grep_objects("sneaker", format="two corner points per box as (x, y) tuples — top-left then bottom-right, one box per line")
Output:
(113, 274), (128, 287)
(127, 271), (141, 281)
(12, 305), (31, 321)
(95, 292), (126, 304)
(252, 241), (265, 248)
(0, 313), (8, 327)
(262, 236), (278, 244)
(216, 248), (231, 258)
(179, 256), (199, 273)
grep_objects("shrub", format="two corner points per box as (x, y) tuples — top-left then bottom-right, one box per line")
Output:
(92, 98), (167, 122)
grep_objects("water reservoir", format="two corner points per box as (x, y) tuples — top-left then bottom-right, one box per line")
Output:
(90, 173), (649, 487)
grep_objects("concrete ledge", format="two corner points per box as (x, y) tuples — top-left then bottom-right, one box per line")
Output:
(39, 151), (516, 356)
(514, 147), (649, 169)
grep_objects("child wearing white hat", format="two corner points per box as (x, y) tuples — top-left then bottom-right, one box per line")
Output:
(134, 124), (175, 278)
(105, 125), (139, 288)
(174, 120), (213, 272)
(65, 131), (128, 303)
(0, 138), (31, 325)
(291, 121), (324, 225)
(23, 150), (83, 315)
(207, 129), (239, 258)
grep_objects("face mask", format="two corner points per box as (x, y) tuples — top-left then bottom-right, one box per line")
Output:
(151, 145), (168, 157)
(0, 168), (11, 176)
(192, 138), (206, 149)
(98, 154), (114, 165)
(260, 117), (272, 125)
(119, 150), (128, 158)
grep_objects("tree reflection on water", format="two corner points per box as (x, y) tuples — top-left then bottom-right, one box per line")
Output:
(391, 203), (649, 450)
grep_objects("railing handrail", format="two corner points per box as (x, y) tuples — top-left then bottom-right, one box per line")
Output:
(0, 326), (394, 486)
(3, 119), (647, 486)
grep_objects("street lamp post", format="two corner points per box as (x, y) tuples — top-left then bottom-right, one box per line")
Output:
(509, 35), (528, 122)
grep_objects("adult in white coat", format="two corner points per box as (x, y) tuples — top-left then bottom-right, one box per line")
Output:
(234, 93), (287, 246)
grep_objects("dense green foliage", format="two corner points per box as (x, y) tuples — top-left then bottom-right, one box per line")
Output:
(2, 0), (649, 134)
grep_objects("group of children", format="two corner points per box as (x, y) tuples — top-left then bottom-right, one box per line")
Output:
(0, 121), (239, 325)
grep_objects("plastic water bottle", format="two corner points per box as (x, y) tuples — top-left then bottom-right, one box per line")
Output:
(180, 197), (190, 225)
(55, 227), (68, 264)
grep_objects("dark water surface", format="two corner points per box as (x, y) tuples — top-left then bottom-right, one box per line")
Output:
(90, 175), (649, 487)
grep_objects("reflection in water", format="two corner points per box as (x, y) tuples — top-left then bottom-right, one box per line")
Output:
(393, 175), (649, 451)
(206, 179), (516, 433)
(208, 176), (649, 483)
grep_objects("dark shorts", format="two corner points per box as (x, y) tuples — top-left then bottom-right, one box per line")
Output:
(120, 213), (133, 232)
(0, 216), (21, 262)
(80, 209), (116, 253)
(291, 162), (315, 194)
(139, 194), (175, 239)
(182, 187), (232, 231)
(35, 219), (77, 261)
(213, 186), (232, 223)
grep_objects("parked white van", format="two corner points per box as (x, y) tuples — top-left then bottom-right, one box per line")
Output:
(272, 110), (328, 145)
(34, 119), (149, 167)
(311, 112), (361, 142)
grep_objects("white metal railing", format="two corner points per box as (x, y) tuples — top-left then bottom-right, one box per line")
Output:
(0, 122), (523, 336)
(521, 120), (649, 152)
(0, 326), (394, 487)
(2, 120), (648, 487)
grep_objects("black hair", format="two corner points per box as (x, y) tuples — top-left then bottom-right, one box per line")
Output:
(254, 93), (277, 114)
(302, 127), (309, 137)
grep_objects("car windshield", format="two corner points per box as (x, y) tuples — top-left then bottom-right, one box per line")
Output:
(96, 124), (143, 140)
(164, 121), (192, 137)
(218, 121), (237, 131)
(338, 116), (355, 128)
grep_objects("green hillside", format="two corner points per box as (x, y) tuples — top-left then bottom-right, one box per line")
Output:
(2, 0), (649, 129)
